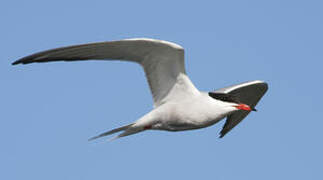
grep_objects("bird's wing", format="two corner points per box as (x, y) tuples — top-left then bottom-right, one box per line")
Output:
(214, 80), (268, 138)
(12, 38), (200, 107)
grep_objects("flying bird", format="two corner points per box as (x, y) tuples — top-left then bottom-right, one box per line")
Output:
(12, 38), (268, 140)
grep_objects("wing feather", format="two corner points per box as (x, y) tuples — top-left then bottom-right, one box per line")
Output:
(12, 38), (199, 107)
(214, 80), (268, 138)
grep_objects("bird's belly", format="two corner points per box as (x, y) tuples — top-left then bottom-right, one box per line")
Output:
(162, 121), (202, 131)
(159, 116), (224, 131)
(153, 99), (229, 131)
(158, 108), (226, 131)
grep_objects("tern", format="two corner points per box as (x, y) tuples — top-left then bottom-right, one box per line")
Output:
(12, 38), (268, 140)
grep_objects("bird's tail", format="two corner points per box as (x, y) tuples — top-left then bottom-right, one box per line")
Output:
(88, 123), (134, 141)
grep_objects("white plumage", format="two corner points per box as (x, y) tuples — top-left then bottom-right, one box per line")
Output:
(12, 38), (268, 140)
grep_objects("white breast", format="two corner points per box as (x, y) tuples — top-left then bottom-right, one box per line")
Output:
(156, 93), (235, 130)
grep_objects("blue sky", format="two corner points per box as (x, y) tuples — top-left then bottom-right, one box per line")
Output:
(1, 0), (322, 179)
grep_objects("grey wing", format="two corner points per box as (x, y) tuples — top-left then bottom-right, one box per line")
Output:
(12, 38), (199, 107)
(214, 80), (268, 138)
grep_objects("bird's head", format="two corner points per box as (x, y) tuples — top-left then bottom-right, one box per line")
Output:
(208, 92), (257, 112)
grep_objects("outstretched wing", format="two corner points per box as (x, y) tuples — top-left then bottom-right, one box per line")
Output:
(12, 38), (200, 107)
(214, 80), (268, 138)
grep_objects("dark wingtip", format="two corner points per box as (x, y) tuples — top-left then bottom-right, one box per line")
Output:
(219, 131), (226, 138)
(12, 60), (21, 65)
(12, 59), (34, 65)
(88, 136), (98, 141)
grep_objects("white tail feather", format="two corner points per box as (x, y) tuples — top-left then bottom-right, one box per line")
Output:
(88, 123), (134, 141)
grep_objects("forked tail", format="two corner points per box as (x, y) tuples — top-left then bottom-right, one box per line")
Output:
(88, 123), (134, 141)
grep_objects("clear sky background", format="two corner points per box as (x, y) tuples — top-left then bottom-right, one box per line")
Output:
(1, 0), (322, 179)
